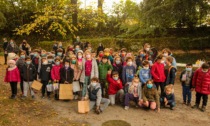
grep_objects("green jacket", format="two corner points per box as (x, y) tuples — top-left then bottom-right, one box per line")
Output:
(98, 62), (113, 80)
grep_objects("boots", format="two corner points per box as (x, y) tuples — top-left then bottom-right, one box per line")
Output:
(201, 106), (206, 112)
(192, 104), (199, 109)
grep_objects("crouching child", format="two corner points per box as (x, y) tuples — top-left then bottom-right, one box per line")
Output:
(160, 85), (176, 110)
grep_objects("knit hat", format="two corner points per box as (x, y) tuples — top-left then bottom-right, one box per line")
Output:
(8, 53), (17, 60)
(77, 50), (83, 54)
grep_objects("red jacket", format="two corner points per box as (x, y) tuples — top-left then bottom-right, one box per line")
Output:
(192, 68), (210, 95)
(4, 66), (21, 83)
(51, 64), (62, 81)
(107, 74), (123, 95)
(151, 62), (166, 82)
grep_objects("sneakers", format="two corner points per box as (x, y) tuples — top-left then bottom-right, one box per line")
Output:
(74, 95), (79, 100)
(31, 95), (35, 99)
(124, 106), (129, 110)
(10, 95), (16, 99)
(21, 96), (26, 100)
(201, 106), (206, 112)
(170, 107), (174, 110)
(95, 108), (102, 115)
(192, 104), (199, 109)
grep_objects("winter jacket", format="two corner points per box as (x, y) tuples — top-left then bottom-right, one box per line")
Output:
(20, 63), (37, 82)
(139, 68), (151, 84)
(4, 66), (21, 82)
(180, 70), (194, 88)
(39, 64), (52, 82)
(51, 64), (63, 81)
(128, 83), (142, 100)
(142, 86), (160, 108)
(60, 67), (74, 84)
(112, 63), (123, 80)
(71, 64), (82, 81)
(107, 74), (123, 95)
(87, 84), (102, 106)
(122, 65), (136, 85)
(5, 44), (19, 54)
(164, 66), (177, 85)
(16, 58), (25, 70)
(98, 62), (113, 80)
(151, 62), (166, 82)
(80, 58), (98, 83)
(135, 55), (145, 68)
(192, 68), (210, 95)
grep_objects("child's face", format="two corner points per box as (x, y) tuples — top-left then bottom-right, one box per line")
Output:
(102, 58), (108, 63)
(133, 79), (139, 86)
(186, 66), (192, 68)
(121, 51), (126, 56)
(144, 64), (149, 68)
(166, 89), (172, 95)
(112, 74), (119, 79)
(166, 60), (171, 66)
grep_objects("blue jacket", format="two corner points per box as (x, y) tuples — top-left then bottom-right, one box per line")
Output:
(122, 65), (136, 85)
(139, 68), (151, 84)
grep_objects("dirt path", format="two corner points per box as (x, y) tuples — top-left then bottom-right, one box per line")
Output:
(0, 57), (210, 126)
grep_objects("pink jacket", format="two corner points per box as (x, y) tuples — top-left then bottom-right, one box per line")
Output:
(4, 66), (21, 82)
(51, 64), (62, 81)
(151, 62), (166, 82)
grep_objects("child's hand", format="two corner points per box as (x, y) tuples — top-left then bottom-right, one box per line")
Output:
(117, 80), (120, 84)
(164, 98), (167, 102)
(191, 88), (195, 91)
(107, 70), (112, 75)
(165, 101), (168, 106)
(157, 108), (160, 113)
(64, 81), (69, 84)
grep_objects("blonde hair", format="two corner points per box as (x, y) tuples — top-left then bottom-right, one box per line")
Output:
(164, 84), (173, 92)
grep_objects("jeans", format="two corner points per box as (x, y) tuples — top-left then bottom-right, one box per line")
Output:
(182, 85), (191, 103)
(82, 76), (90, 97)
(109, 89), (124, 105)
(90, 98), (110, 111)
(23, 81), (35, 97)
(124, 93), (139, 106)
(195, 92), (208, 106)
(10, 82), (17, 96)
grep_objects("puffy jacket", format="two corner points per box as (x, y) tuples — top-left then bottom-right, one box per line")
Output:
(60, 67), (74, 84)
(99, 62), (113, 80)
(20, 63), (37, 81)
(192, 68), (210, 95)
(4, 66), (21, 82)
(107, 74), (123, 95)
(39, 64), (52, 82)
(151, 62), (166, 82)
(164, 66), (177, 85)
(51, 64), (62, 81)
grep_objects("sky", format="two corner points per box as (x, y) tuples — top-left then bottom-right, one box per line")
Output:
(79, 0), (143, 14)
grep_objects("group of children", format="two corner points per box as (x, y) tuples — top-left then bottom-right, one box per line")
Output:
(3, 40), (210, 114)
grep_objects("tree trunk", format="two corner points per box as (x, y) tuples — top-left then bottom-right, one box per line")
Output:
(71, 0), (78, 43)
(97, 0), (104, 32)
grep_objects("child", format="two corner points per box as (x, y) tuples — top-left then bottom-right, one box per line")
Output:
(160, 85), (176, 110)
(165, 56), (176, 86)
(80, 50), (98, 99)
(192, 63), (210, 112)
(112, 56), (123, 80)
(151, 54), (166, 96)
(120, 48), (127, 65)
(76, 50), (83, 67)
(135, 49), (145, 68)
(180, 63), (194, 105)
(122, 57), (136, 93)
(139, 60), (151, 87)
(4, 60), (21, 99)
(162, 48), (177, 69)
(104, 48), (113, 64)
(56, 48), (64, 59)
(107, 71), (124, 105)
(51, 57), (63, 100)
(16, 51), (26, 94)
(98, 56), (113, 96)
(70, 55), (82, 99)
(60, 60), (74, 84)
(86, 77), (110, 114)
(96, 51), (104, 65)
(139, 79), (160, 112)
(39, 57), (52, 98)
(20, 56), (37, 99)
(124, 76), (142, 110)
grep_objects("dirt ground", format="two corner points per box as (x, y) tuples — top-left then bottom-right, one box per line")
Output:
(0, 56), (210, 126)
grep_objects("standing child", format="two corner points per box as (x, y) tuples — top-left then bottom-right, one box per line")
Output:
(39, 57), (52, 98)
(151, 54), (166, 96)
(180, 63), (194, 106)
(60, 60), (74, 84)
(191, 63), (210, 112)
(70, 55), (82, 99)
(51, 57), (63, 100)
(86, 77), (110, 114)
(124, 77), (142, 110)
(112, 56), (123, 80)
(80, 50), (98, 100)
(122, 57), (136, 93)
(139, 79), (160, 112)
(16, 51), (26, 94)
(98, 56), (113, 97)
(139, 60), (151, 87)
(20, 57), (37, 99)
(107, 71), (124, 105)
(4, 60), (21, 99)
(160, 85), (176, 110)
(165, 56), (176, 86)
